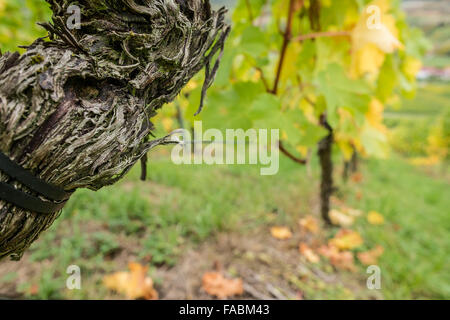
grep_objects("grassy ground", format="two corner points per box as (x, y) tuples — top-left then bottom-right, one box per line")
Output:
(0, 151), (448, 299)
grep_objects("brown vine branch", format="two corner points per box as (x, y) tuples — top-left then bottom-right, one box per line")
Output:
(255, 67), (270, 92)
(245, 0), (254, 21)
(294, 30), (351, 42)
(271, 0), (299, 95)
(279, 141), (308, 165)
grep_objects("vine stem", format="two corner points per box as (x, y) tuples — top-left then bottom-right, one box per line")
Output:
(267, 0), (308, 164)
(245, 0), (254, 21)
(294, 30), (351, 42)
(279, 141), (307, 164)
(271, 0), (299, 95)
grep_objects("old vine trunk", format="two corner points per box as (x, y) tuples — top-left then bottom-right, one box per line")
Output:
(0, 0), (229, 260)
(318, 116), (333, 225)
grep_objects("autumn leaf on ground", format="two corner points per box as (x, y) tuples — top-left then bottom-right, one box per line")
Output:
(270, 226), (293, 240)
(330, 209), (355, 227)
(343, 208), (363, 218)
(299, 243), (320, 263)
(318, 245), (357, 272)
(357, 245), (384, 265)
(367, 211), (385, 225)
(103, 262), (158, 300)
(299, 216), (320, 234)
(356, 191), (363, 201)
(28, 284), (39, 296)
(202, 272), (244, 299)
(351, 172), (363, 183)
(329, 229), (363, 250)
(331, 196), (346, 207)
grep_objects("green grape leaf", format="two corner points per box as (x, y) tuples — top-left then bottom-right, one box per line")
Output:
(316, 64), (371, 126)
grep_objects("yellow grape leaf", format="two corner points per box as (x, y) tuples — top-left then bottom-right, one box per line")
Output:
(103, 262), (158, 300)
(352, 0), (403, 53)
(318, 245), (357, 272)
(402, 56), (422, 81)
(280, 41), (302, 86)
(351, 0), (403, 77)
(366, 99), (387, 132)
(296, 145), (309, 158)
(329, 229), (363, 250)
(185, 79), (199, 91)
(367, 211), (385, 225)
(299, 216), (320, 234)
(0, 0), (5, 14)
(299, 243), (320, 263)
(299, 98), (318, 124)
(270, 226), (293, 240)
(330, 209), (355, 227)
(336, 139), (354, 161)
(161, 117), (174, 132)
(202, 272), (244, 299)
(357, 245), (384, 265)
(351, 43), (386, 77)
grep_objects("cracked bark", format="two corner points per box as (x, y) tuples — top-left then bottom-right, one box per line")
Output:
(0, 0), (229, 260)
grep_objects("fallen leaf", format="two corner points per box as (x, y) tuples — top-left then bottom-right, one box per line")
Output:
(356, 191), (363, 200)
(331, 196), (346, 207)
(367, 211), (384, 225)
(299, 243), (320, 263)
(330, 209), (355, 227)
(270, 226), (293, 240)
(103, 262), (158, 300)
(357, 245), (384, 265)
(202, 272), (244, 299)
(343, 208), (363, 217)
(329, 229), (363, 250)
(318, 245), (357, 272)
(350, 172), (363, 183)
(29, 284), (39, 296)
(299, 216), (320, 234)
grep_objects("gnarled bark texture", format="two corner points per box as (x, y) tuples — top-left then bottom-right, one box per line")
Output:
(0, 0), (229, 260)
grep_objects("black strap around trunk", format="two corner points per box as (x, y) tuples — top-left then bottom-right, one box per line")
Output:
(0, 151), (71, 214)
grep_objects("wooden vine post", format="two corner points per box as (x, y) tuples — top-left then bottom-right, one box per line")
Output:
(0, 0), (229, 260)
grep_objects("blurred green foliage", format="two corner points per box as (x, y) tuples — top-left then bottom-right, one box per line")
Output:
(0, 0), (51, 53)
